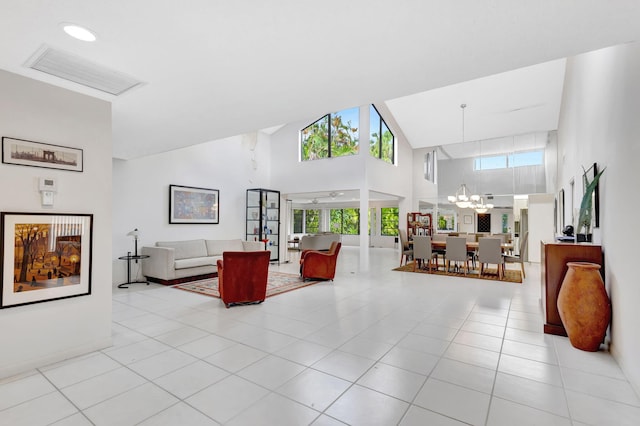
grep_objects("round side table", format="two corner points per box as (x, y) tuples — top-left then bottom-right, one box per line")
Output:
(118, 254), (150, 288)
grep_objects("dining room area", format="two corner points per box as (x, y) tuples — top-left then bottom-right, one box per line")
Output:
(397, 231), (527, 284)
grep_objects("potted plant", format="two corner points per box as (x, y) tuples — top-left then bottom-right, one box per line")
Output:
(576, 165), (605, 242)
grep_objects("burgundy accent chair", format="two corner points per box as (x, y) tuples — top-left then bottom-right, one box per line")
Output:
(300, 241), (341, 281)
(216, 251), (270, 308)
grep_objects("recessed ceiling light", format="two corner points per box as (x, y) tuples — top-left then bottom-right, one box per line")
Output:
(62, 24), (97, 42)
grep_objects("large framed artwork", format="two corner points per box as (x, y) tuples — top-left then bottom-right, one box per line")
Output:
(1, 212), (93, 309)
(169, 185), (219, 224)
(2, 136), (83, 172)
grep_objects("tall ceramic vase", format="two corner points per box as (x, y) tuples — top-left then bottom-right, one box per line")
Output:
(557, 262), (610, 351)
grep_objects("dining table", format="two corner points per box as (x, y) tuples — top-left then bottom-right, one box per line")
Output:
(408, 239), (514, 253)
(428, 240), (514, 252)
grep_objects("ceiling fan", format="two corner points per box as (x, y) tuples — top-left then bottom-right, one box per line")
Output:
(309, 191), (345, 204)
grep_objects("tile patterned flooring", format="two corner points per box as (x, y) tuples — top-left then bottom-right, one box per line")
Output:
(1, 247), (639, 425)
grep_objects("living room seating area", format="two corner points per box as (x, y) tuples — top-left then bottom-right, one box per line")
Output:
(141, 238), (264, 285)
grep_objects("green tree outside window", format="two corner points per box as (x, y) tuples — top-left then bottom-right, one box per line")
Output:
(301, 108), (358, 161)
(369, 105), (395, 164)
(330, 208), (359, 235)
(301, 115), (329, 160)
(305, 209), (320, 233)
(438, 214), (455, 231)
(381, 207), (399, 236)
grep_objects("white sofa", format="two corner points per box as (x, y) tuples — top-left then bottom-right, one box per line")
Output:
(142, 238), (264, 285)
(299, 233), (341, 252)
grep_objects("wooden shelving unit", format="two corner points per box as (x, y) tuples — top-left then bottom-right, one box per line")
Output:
(407, 212), (433, 239)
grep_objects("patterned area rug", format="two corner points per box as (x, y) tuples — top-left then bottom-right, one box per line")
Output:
(173, 271), (321, 299)
(393, 263), (523, 283)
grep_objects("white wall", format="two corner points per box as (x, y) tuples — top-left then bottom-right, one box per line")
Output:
(527, 193), (555, 263)
(557, 42), (640, 393)
(0, 70), (112, 378)
(112, 132), (271, 284)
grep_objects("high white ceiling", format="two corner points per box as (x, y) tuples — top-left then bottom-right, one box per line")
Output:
(0, 1), (639, 160)
(385, 59), (567, 149)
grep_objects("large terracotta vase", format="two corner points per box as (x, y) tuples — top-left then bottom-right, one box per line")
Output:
(557, 262), (611, 351)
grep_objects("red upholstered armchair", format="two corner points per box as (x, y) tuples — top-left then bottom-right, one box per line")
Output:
(216, 251), (270, 308)
(300, 241), (341, 281)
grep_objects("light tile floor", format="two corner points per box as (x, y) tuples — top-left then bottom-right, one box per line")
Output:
(1, 247), (639, 425)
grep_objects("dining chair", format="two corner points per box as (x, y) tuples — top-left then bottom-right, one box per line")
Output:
(491, 233), (507, 244)
(465, 233), (478, 268)
(412, 235), (438, 272)
(431, 233), (447, 265)
(398, 229), (413, 267)
(475, 232), (490, 242)
(478, 237), (505, 279)
(504, 231), (528, 278)
(445, 236), (471, 275)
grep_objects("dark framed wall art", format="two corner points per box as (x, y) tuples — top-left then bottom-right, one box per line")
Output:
(2, 136), (83, 172)
(169, 185), (219, 224)
(1, 212), (93, 309)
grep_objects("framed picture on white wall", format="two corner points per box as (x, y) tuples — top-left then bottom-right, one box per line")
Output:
(1, 212), (93, 308)
(169, 184), (219, 224)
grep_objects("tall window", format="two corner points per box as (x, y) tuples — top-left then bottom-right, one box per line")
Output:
(305, 209), (320, 233)
(369, 105), (394, 164)
(330, 208), (359, 235)
(301, 107), (359, 161)
(293, 209), (303, 233)
(380, 207), (399, 236)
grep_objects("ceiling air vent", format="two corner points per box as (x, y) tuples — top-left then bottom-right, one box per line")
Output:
(26, 46), (144, 96)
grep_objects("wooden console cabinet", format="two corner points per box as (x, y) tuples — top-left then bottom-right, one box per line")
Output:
(540, 241), (603, 335)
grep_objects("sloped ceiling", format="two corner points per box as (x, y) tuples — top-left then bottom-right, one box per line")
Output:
(0, 1), (639, 159)
(385, 59), (566, 149)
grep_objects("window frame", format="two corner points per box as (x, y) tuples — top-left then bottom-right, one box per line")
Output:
(475, 149), (544, 171)
(380, 207), (399, 236)
(330, 208), (360, 235)
(300, 108), (359, 161)
(369, 104), (395, 164)
(305, 209), (320, 234)
(292, 209), (304, 233)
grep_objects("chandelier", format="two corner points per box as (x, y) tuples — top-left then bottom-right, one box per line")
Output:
(447, 104), (493, 213)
